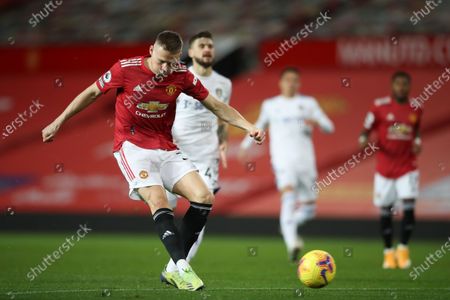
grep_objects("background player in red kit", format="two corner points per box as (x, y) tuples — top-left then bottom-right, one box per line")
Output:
(359, 71), (422, 270)
(41, 31), (264, 291)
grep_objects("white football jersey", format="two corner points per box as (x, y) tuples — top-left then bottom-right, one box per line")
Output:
(172, 66), (232, 161)
(241, 94), (334, 173)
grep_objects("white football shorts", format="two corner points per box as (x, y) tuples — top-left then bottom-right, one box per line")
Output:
(373, 170), (419, 207)
(167, 157), (219, 208)
(113, 141), (197, 201)
(273, 165), (318, 202)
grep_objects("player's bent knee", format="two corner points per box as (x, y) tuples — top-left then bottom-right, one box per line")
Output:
(280, 186), (295, 194)
(192, 190), (214, 205)
(380, 205), (393, 216)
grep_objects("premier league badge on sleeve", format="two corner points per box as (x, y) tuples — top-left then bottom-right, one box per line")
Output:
(103, 71), (112, 83)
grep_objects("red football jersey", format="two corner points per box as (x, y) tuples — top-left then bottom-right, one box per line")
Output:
(95, 56), (209, 152)
(363, 96), (422, 178)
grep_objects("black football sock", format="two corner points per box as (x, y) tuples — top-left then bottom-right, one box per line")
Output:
(152, 208), (185, 263)
(400, 204), (415, 245)
(179, 202), (212, 255)
(380, 206), (393, 249)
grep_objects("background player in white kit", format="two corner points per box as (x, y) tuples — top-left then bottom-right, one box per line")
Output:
(164, 31), (232, 275)
(239, 67), (334, 262)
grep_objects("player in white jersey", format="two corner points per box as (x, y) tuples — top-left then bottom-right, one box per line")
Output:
(163, 31), (232, 276)
(239, 67), (334, 262)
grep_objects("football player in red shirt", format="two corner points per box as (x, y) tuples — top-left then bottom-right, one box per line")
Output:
(359, 71), (422, 270)
(42, 31), (264, 291)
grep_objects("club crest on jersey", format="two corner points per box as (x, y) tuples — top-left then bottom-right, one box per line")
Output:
(166, 85), (177, 96)
(137, 101), (168, 113)
(215, 88), (223, 98)
(139, 170), (149, 179)
(409, 113), (417, 123)
(103, 71), (112, 83)
(388, 123), (413, 140)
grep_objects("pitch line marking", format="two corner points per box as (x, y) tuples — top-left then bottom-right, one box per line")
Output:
(4, 287), (450, 296)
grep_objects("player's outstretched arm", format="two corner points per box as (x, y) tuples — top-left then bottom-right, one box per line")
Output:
(202, 94), (265, 144)
(217, 119), (229, 168)
(238, 101), (269, 161)
(359, 109), (377, 149)
(313, 103), (334, 134)
(42, 83), (102, 142)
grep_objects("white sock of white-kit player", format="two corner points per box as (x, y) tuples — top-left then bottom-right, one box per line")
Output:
(165, 227), (205, 272)
(280, 191), (300, 251)
(186, 227), (205, 262)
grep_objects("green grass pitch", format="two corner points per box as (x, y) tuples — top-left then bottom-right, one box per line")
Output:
(1, 233), (449, 299)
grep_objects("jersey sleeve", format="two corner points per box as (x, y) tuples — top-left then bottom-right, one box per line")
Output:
(363, 103), (378, 132)
(311, 99), (334, 133)
(240, 101), (269, 150)
(414, 107), (423, 138)
(182, 71), (209, 101)
(223, 80), (232, 105)
(95, 61), (124, 93)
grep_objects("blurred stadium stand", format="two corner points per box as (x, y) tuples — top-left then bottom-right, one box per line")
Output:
(1, 0), (449, 235)
(1, 0), (449, 45)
